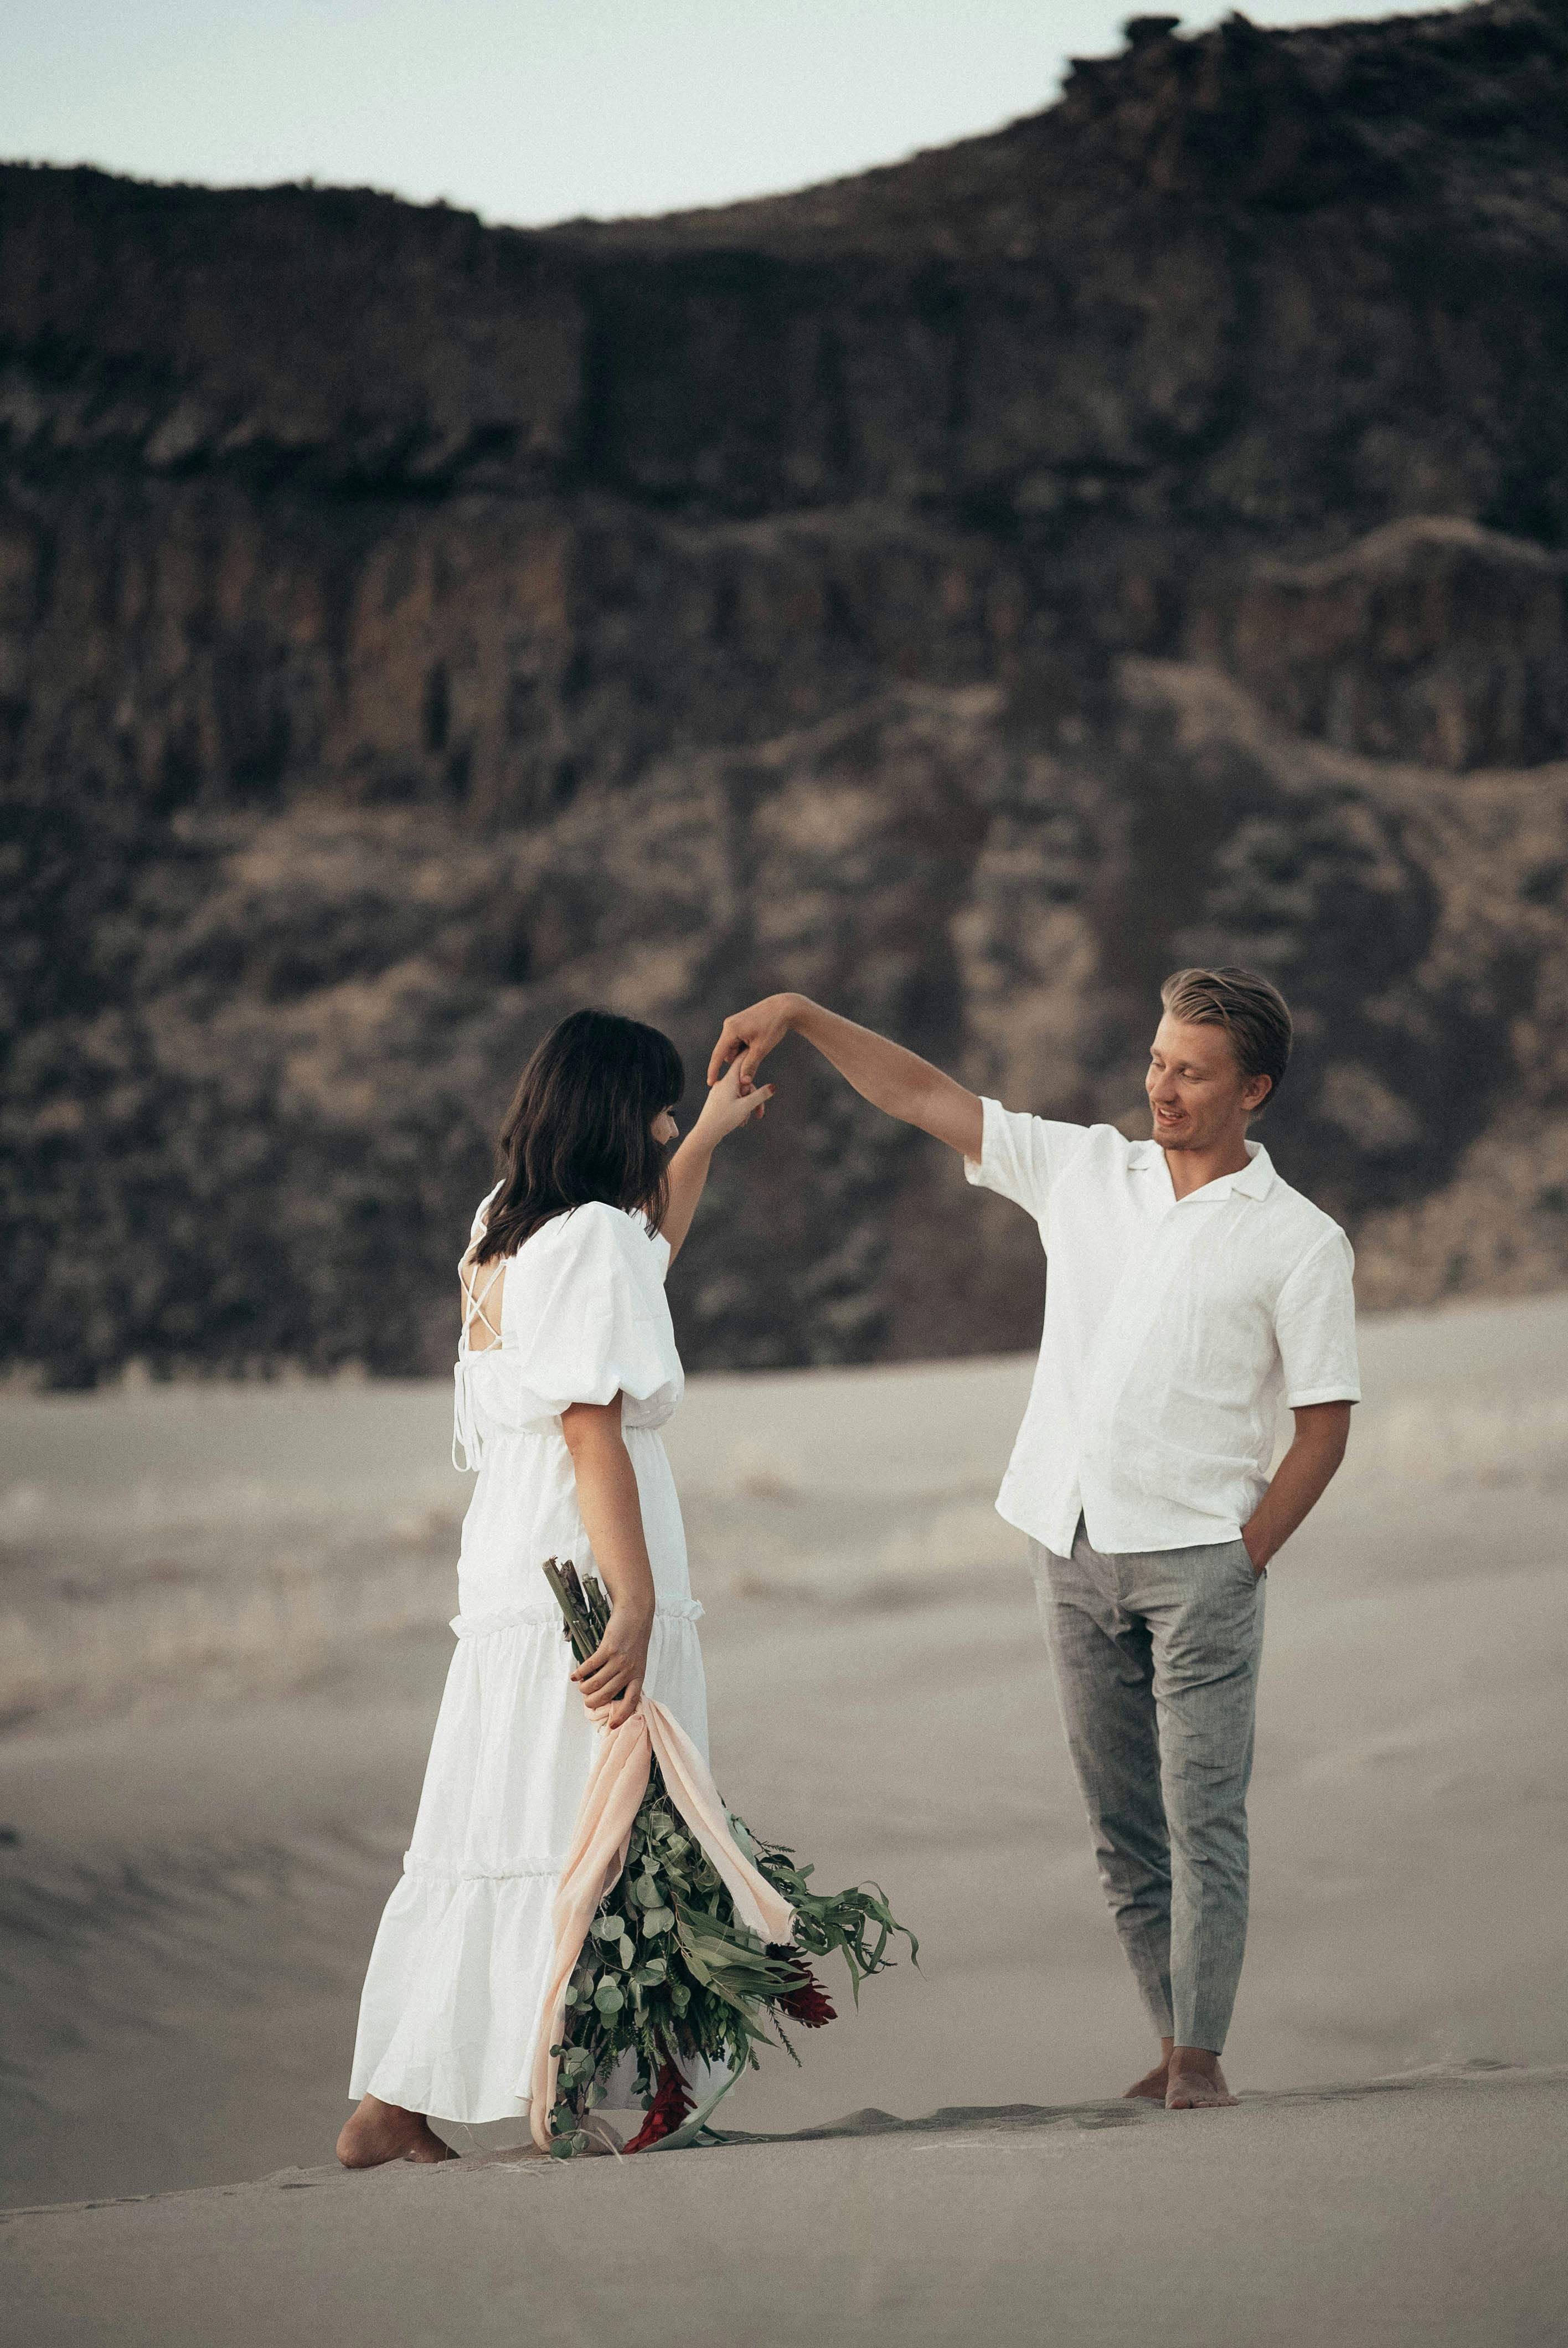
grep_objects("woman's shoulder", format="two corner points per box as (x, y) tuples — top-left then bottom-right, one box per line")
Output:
(528, 1199), (667, 1266)
(510, 1200), (678, 1386)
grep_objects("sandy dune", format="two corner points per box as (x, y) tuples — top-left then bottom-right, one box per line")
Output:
(4, 2068), (1565, 2347)
(2, 1293), (1566, 2332)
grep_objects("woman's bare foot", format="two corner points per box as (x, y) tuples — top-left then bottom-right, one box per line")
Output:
(1165, 2048), (1238, 2110)
(1123, 2036), (1175, 2100)
(337, 2094), (452, 2168)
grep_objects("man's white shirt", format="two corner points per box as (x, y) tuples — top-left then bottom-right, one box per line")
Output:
(965, 1099), (1361, 1557)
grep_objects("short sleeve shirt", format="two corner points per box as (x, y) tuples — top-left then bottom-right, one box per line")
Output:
(966, 1101), (1360, 1554)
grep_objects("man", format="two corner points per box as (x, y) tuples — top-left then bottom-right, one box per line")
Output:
(708, 967), (1359, 2112)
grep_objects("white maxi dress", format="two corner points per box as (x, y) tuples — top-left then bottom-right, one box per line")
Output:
(348, 1195), (708, 2149)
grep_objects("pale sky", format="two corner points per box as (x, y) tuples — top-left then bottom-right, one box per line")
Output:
(3, 2), (1466, 229)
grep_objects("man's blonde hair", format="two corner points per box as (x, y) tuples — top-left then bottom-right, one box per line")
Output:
(1159, 966), (1292, 1107)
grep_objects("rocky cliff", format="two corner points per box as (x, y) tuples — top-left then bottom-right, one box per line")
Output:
(4, 0), (1568, 1384)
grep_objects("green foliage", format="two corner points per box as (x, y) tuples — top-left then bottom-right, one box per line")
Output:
(751, 1836), (914, 2005)
(541, 1561), (917, 2155)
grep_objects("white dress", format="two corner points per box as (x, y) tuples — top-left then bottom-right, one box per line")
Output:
(348, 1196), (708, 2144)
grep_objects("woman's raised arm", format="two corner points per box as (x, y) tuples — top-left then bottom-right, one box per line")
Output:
(659, 1063), (774, 1263)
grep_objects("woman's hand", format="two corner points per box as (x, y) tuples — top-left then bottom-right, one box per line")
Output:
(690, 1062), (775, 1145)
(559, 1399), (658, 1726)
(571, 1600), (654, 1730)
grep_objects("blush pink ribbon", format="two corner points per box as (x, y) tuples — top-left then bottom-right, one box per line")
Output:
(528, 1695), (797, 2150)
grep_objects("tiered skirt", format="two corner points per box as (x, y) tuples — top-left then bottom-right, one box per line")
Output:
(349, 1597), (708, 2135)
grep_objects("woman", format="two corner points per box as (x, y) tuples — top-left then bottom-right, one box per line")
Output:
(338, 1009), (772, 2165)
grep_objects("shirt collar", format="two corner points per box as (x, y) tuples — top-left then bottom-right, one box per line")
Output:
(1231, 1142), (1276, 1199)
(1131, 1137), (1276, 1201)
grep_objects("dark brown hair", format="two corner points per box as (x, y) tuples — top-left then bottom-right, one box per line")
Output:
(1159, 965), (1293, 1109)
(472, 1010), (684, 1266)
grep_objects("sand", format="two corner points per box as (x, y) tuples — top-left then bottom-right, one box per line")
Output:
(2, 1293), (1567, 2335)
(4, 2069), (1565, 2347)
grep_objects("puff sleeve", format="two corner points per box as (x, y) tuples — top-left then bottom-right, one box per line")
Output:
(513, 1202), (679, 1415)
(453, 1202), (685, 1466)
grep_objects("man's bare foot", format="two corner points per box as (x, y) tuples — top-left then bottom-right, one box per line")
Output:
(337, 2094), (452, 2168)
(1123, 2036), (1175, 2100)
(1165, 2047), (1238, 2110)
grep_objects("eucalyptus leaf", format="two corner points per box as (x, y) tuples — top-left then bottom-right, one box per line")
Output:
(726, 1816), (757, 1860)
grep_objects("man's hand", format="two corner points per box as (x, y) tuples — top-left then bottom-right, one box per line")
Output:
(1240, 1520), (1270, 1574)
(708, 993), (800, 1091)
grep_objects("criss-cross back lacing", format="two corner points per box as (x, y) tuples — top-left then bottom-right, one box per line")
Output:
(461, 1257), (504, 1352)
(452, 1245), (506, 1471)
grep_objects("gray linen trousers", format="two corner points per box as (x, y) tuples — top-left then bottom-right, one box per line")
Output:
(1030, 1516), (1267, 2053)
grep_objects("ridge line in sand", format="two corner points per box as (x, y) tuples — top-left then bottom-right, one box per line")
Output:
(5, 2059), (1562, 2221)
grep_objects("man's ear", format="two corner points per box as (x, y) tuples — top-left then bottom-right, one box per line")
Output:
(1244, 1073), (1274, 1115)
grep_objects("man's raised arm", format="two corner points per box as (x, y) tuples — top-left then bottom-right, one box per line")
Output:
(707, 992), (983, 1159)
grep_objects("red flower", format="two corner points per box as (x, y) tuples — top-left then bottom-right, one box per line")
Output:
(622, 2062), (694, 2154)
(777, 1964), (837, 2028)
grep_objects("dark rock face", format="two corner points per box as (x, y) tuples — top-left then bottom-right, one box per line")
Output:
(1193, 518), (1568, 769)
(4, 1), (1568, 1384)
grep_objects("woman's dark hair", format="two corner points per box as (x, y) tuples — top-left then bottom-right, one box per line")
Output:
(472, 1010), (684, 1265)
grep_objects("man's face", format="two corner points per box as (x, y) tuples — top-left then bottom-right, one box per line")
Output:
(1144, 1013), (1270, 1152)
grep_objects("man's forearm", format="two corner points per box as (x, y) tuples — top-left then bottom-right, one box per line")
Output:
(1242, 1404), (1352, 1568)
(785, 998), (983, 1156)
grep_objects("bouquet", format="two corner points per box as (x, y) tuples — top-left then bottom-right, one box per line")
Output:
(539, 1559), (917, 2158)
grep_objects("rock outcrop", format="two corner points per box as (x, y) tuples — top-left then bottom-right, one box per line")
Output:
(3, 1), (1568, 1383)
(1192, 519), (1568, 770)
